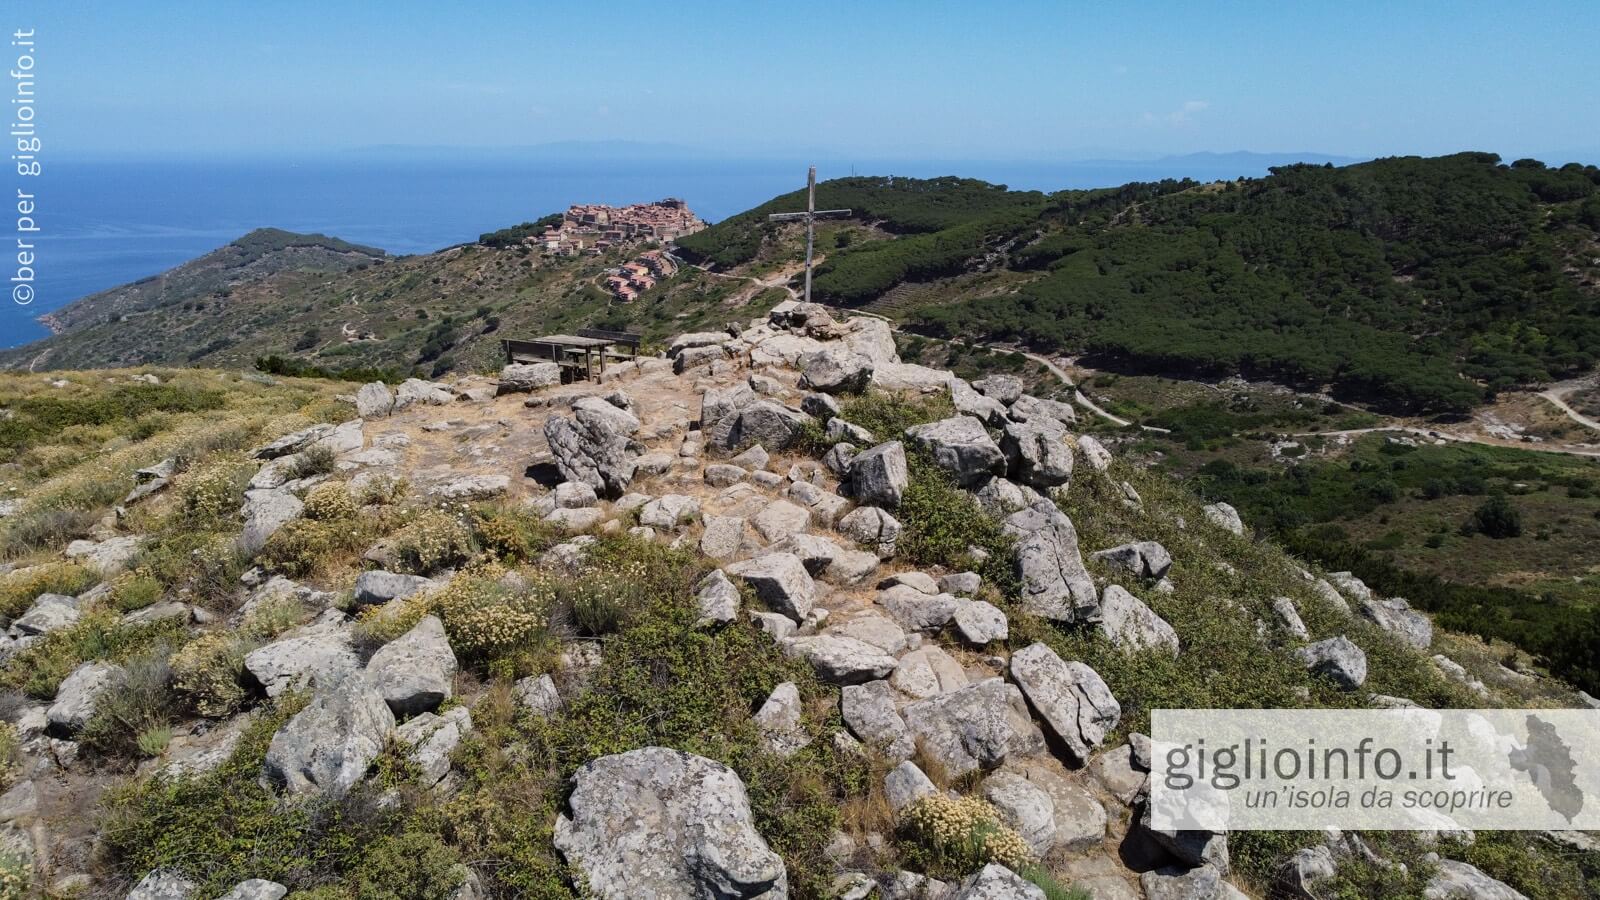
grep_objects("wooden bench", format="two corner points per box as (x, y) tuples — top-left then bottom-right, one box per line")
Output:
(576, 328), (643, 361)
(503, 334), (619, 382)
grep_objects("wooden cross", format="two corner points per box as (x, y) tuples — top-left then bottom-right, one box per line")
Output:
(767, 166), (851, 304)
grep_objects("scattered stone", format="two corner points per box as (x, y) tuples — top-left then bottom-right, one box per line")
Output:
(950, 379), (1010, 427)
(238, 491), (303, 556)
(905, 416), (1006, 486)
(704, 463), (748, 487)
(1138, 803), (1231, 875)
(1433, 655), (1489, 697)
(891, 646), (969, 700)
(1140, 865), (1233, 900)
(1327, 571), (1374, 604)
(1202, 502), (1246, 536)
(769, 533), (844, 576)
(953, 600), (1008, 645)
(754, 681), (811, 757)
(496, 362), (561, 394)
(708, 399), (813, 453)
(1092, 541), (1173, 582)
(1009, 394), (1078, 427)
(553, 748), (787, 900)
(880, 571), (939, 594)
(839, 506), (902, 558)
(1295, 636), (1368, 689)
(1279, 846), (1337, 899)
(244, 631), (360, 698)
(848, 441), (908, 508)
(1097, 585), (1180, 655)
(12, 593), (79, 636)
(841, 680), (915, 760)
(727, 553), (816, 622)
(752, 498), (812, 542)
(750, 611), (798, 642)
(1000, 420), (1074, 489)
(1273, 597), (1310, 640)
(1360, 597), (1433, 649)
(878, 584), (961, 631)
(353, 570), (432, 607)
(395, 378), (454, 407)
(972, 476), (1040, 517)
(950, 864), (1047, 900)
(902, 678), (1045, 777)
(783, 635), (898, 685)
(544, 398), (640, 498)
(1076, 435), (1113, 472)
(64, 534), (143, 576)
(47, 660), (122, 733)
(972, 374), (1025, 405)
(1002, 502), (1098, 622)
(730, 444), (771, 471)
(395, 706), (472, 789)
(263, 678), (395, 796)
(367, 615), (457, 716)
(700, 515), (749, 562)
(514, 674), (561, 717)
(127, 870), (200, 900)
(822, 442), (857, 476)
(884, 760), (938, 814)
(695, 569), (741, 627)
(1008, 643), (1120, 763)
(939, 571), (982, 595)
(981, 771), (1057, 856)
(355, 382), (396, 418)
(799, 346), (873, 394)
(639, 494), (701, 530)
(545, 507), (604, 531)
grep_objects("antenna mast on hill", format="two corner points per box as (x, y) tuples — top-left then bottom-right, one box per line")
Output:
(767, 166), (851, 304)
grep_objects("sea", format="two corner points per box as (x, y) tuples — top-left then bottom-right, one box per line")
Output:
(0, 152), (1351, 350)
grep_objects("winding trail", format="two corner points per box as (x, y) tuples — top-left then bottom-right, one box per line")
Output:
(1538, 376), (1600, 433)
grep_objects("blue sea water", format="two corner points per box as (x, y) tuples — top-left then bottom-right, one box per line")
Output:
(0, 152), (1342, 351)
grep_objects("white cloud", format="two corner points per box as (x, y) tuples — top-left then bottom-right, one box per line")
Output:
(1169, 99), (1210, 124)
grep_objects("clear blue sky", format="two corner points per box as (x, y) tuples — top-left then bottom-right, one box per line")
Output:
(20, 1), (1600, 162)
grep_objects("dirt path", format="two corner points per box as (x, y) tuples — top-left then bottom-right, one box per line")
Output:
(1538, 376), (1600, 432)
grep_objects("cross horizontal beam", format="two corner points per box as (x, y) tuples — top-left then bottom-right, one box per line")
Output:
(767, 209), (852, 221)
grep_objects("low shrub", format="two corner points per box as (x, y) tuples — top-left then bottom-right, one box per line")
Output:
(287, 444), (337, 481)
(392, 510), (475, 575)
(347, 830), (466, 900)
(0, 611), (186, 700)
(0, 561), (97, 620)
(169, 632), (252, 718)
(260, 517), (381, 580)
(175, 454), (256, 530)
(472, 505), (557, 562)
(900, 794), (1034, 877)
(81, 648), (181, 758)
(108, 567), (164, 612)
(0, 852), (29, 899)
(353, 474), (409, 507)
(897, 453), (1017, 593)
(425, 566), (550, 665)
(303, 482), (358, 522)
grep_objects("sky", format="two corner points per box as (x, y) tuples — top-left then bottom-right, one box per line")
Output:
(15, 1), (1600, 163)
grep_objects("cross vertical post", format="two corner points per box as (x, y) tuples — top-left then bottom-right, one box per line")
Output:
(768, 166), (851, 305)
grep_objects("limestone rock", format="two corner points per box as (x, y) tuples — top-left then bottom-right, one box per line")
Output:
(1002, 502), (1098, 622)
(553, 747), (788, 900)
(727, 553), (816, 623)
(849, 441), (908, 508)
(878, 584), (961, 631)
(980, 772), (1056, 856)
(1423, 859), (1527, 900)
(695, 569), (742, 627)
(905, 416), (1006, 487)
(1295, 636), (1368, 689)
(244, 630), (360, 698)
(950, 864), (1046, 900)
(355, 382), (396, 418)
(953, 600), (1009, 646)
(11, 592), (79, 636)
(496, 362), (561, 394)
(47, 660), (122, 733)
(901, 678), (1045, 777)
(839, 506), (902, 558)
(1097, 585), (1180, 655)
(1091, 541), (1173, 581)
(708, 400), (813, 453)
(367, 615), (457, 716)
(263, 678), (395, 796)
(1000, 420), (1074, 489)
(395, 706), (472, 788)
(891, 646), (969, 700)
(753, 681), (810, 757)
(352, 570), (432, 607)
(840, 680), (914, 761)
(1202, 502), (1245, 536)
(1008, 643), (1119, 763)
(1360, 597), (1433, 649)
(884, 760), (938, 814)
(783, 635), (897, 685)
(799, 346), (873, 394)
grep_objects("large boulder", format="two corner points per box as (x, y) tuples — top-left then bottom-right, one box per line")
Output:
(553, 747), (788, 900)
(799, 347), (873, 394)
(1009, 394), (1077, 427)
(840, 680), (914, 761)
(1202, 502), (1246, 536)
(1294, 636), (1367, 689)
(950, 380), (1009, 427)
(1360, 597), (1433, 649)
(12, 592), (80, 636)
(849, 441), (908, 508)
(839, 506), (902, 558)
(355, 382), (396, 418)
(905, 416), (1006, 487)
(708, 400), (813, 453)
(726, 553), (816, 623)
(47, 660), (121, 733)
(782, 635), (898, 685)
(972, 375), (1025, 405)
(262, 678), (395, 796)
(396, 378), (455, 407)
(244, 630), (361, 698)
(1422, 859), (1528, 900)
(1000, 420), (1074, 489)
(701, 383), (759, 434)
(1098, 585), (1179, 655)
(544, 397), (641, 498)
(900, 678), (1046, 777)
(1002, 502), (1098, 622)
(1008, 643), (1119, 763)
(366, 615), (457, 717)
(496, 362), (561, 395)
(238, 490), (303, 555)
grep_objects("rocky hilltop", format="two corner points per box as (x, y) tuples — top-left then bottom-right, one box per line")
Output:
(0, 304), (1590, 898)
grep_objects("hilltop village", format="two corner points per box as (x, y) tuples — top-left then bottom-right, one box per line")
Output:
(529, 198), (703, 302)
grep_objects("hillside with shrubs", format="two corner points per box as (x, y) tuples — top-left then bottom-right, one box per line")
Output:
(0, 305), (1593, 899)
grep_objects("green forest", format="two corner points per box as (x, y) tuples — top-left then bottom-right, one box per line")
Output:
(681, 156), (1600, 414)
